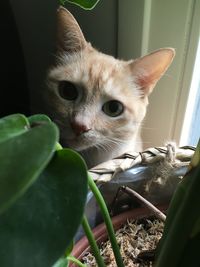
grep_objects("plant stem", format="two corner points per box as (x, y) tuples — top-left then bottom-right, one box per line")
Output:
(82, 215), (106, 267)
(87, 175), (124, 267)
(67, 255), (87, 267)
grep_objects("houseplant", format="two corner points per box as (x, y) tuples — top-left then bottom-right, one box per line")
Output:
(0, 112), (199, 267)
(72, 145), (200, 266)
(155, 140), (200, 267)
(0, 113), (89, 267)
(0, 113), (125, 267)
(1, 1), (199, 267)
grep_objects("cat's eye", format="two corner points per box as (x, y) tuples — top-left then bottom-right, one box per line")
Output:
(102, 100), (124, 117)
(58, 81), (78, 101)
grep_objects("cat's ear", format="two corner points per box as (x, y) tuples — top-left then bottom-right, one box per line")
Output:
(129, 48), (175, 96)
(56, 7), (87, 53)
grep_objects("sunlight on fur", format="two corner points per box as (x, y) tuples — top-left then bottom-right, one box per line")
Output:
(45, 7), (175, 168)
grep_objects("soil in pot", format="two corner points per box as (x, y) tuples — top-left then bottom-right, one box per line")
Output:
(82, 216), (164, 267)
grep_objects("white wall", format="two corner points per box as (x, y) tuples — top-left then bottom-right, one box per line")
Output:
(118, 0), (199, 148)
(66, 0), (118, 56)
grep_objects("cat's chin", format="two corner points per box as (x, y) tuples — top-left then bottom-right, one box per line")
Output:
(62, 136), (97, 152)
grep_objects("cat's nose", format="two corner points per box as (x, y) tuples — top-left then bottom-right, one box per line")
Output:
(70, 121), (91, 136)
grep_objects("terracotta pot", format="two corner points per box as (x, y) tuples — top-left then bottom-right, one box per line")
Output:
(70, 204), (168, 266)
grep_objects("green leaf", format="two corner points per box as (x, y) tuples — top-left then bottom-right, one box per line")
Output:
(0, 149), (88, 267)
(53, 257), (68, 267)
(62, 0), (100, 10)
(0, 122), (58, 214)
(0, 113), (29, 143)
(28, 114), (51, 125)
(178, 232), (200, 267)
(156, 140), (200, 267)
(53, 241), (73, 267)
(65, 241), (74, 256)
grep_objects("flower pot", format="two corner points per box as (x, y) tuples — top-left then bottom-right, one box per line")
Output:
(70, 204), (168, 266)
(70, 145), (194, 266)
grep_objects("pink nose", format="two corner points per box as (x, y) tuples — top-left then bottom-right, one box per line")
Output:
(70, 121), (91, 136)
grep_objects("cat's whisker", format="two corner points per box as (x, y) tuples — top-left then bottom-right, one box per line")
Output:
(45, 7), (175, 168)
(94, 142), (109, 154)
(108, 137), (128, 146)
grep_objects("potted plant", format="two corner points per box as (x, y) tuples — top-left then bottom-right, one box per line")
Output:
(0, 112), (127, 267)
(0, 112), (199, 267)
(70, 140), (194, 260)
(1, 2), (199, 267)
(0, 113), (89, 267)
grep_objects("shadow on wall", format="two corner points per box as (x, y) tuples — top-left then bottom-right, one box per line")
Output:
(9, 0), (58, 114)
(0, 1), (30, 117)
(3, 0), (117, 116)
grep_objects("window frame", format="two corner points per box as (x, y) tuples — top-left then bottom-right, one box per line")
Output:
(117, 0), (200, 148)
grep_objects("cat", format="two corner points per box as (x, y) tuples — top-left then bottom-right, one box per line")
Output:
(45, 6), (175, 168)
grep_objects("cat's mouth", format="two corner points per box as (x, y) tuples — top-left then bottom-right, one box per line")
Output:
(63, 133), (97, 151)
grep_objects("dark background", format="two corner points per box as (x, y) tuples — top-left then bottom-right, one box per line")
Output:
(0, 1), (30, 117)
(0, 0), (117, 118)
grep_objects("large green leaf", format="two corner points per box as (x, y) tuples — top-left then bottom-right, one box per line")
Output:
(156, 140), (200, 267)
(28, 114), (51, 125)
(0, 122), (58, 214)
(178, 231), (200, 267)
(0, 113), (29, 143)
(0, 149), (88, 267)
(53, 257), (68, 267)
(61, 0), (100, 10)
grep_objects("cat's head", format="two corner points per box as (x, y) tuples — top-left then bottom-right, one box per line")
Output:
(46, 7), (175, 153)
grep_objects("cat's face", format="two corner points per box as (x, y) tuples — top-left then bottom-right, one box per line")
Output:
(48, 50), (147, 151)
(46, 7), (175, 154)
